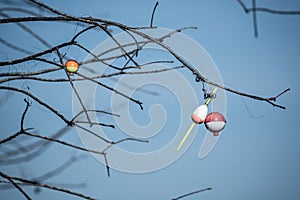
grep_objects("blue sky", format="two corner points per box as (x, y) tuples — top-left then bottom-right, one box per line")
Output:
(1, 0), (300, 199)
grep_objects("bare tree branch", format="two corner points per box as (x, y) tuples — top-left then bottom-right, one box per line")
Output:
(150, 2), (159, 27)
(0, 130), (66, 165)
(0, 1), (292, 199)
(237, 0), (300, 15)
(237, 0), (300, 37)
(0, 86), (71, 124)
(22, 131), (105, 156)
(252, 0), (258, 37)
(0, 127), (68, 159)
(0, 172), (32, 200)
(172, 187), (212, 200)
(0, 173), (96, 200)
(128, 28), (290, 109)
(0, 41), (75, 67)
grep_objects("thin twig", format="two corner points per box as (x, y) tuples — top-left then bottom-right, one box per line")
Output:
(75, 42), (123, 70)
(0, 41), (75, 67)
(129, 28), (289, 109)
(0, 12), (52, 48)
(102, 137), (148, 152)
(20, 99), (31, 132)
(22, 131), (105, 155)
(0, 66), (61, 77)
(237, 0), (300, 37)
(56, 48), (92, 126)
(103, 153), (110, 177)
(172, 187), (212, 200)
(0, 127), (68, 158)
(0, 16), (153, 29)
(252, 0), (258, 37)
(0, 131), (22, 145)
(237, 0), (300, 15)
(71, 109), (120, 123)
(4, 174), (96, 200)
(150, 2), (159, 27)
(0, 172), (32, 200)
(0, 86), (70, 124)
(0, 128), (69, 165)
(75, 123), (112, 144)
(0, 65), (181, 84)
(76, 72), (144, 110)
(74, 120), (115, 128)
(29, 0), (139, 67)
(0, 180), (86, 191)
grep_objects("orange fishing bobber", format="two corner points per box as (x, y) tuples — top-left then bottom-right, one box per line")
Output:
(65, 60), (79, 75)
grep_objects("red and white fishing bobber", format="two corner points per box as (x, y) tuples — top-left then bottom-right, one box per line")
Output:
(177, 88), (218, 151)
(191, 104), (208, 124)
(191, 88), (218, 124)
(204, 112), (226, 136)
(65, 60), (79, 75)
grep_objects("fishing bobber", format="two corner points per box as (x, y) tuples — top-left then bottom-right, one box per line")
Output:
(176, 88), (219, 151)
(191, 105), (208, 124)
(65, 60), (79, 75)
(191, 88), (218, 124)
(204, 112), (226, 136)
